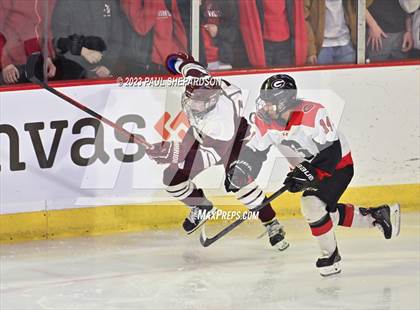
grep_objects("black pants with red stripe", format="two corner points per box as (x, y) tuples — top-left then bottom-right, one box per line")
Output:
(303, 165), (354, 213)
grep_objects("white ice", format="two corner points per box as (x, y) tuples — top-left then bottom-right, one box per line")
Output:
(1, 214), (419, 310)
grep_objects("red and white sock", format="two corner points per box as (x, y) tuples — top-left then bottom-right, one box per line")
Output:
(301, 196), (337, 256)
(308, 213), (337, 256)
(331, 203), (375, 228)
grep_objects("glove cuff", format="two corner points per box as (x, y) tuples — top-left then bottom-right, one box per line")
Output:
(165, 53), (195, 75)
(296, 162), (316, 181)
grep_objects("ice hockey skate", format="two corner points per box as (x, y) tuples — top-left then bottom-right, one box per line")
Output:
(363, 203), (401, 239)
(264, 219), (290, 251)
(316, 247), (342, 277)
(183, 204), (216, 234)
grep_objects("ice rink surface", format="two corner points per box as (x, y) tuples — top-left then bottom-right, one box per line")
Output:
(1, 214), (419, 310)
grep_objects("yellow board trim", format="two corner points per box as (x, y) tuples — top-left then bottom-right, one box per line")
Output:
(1, 184), (419, 243)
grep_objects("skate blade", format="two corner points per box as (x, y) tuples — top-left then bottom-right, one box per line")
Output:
(318, 262), (341, 277)
(186, 208), (217, 235)
(389, 203), (401, 238)
(274, 240), (290, 251)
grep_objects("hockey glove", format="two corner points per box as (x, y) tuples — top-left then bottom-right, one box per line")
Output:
(165, 53), (195, 74)
(225, 159), (254, 193)
(225, 146), (268, 192)
(283, 161), (318, 193)
(146, 141), (180, 165)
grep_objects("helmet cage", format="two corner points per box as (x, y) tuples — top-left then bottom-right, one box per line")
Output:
(256, 89), (297, 121)
(182, 88), (220, 121)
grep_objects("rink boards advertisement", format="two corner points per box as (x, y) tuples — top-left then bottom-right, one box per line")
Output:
(1, 65), (419, 219)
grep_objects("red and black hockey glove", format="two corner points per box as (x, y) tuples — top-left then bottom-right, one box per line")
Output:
(146, 141), (180, 165)
(283, 161), (318, 193)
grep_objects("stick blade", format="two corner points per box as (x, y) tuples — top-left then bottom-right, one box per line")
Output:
(199, 226), (212, 247)
(25, 52), (43, 82)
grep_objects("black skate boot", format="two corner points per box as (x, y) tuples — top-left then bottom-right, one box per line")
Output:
(264, 219), (289, 251)
(316, 247), (341, 277)
(363, 203), (400, 239)
(183, 204), (215, 234)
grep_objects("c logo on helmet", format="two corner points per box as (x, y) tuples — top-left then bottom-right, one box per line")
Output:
(272, 79), (285, 88)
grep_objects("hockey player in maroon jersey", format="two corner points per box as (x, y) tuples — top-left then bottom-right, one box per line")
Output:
(145, 53), (289, 251)
(244, 74), (400, 276)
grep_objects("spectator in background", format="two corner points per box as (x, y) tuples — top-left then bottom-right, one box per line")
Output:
(305, 0), (358, 65)
(366, 0), (413, 61)
(178, 0), (191, 51)
(200, 0), (238, 70)
(399, 0), (420, 59)
(0, 7), (5, 73)
(0, 35), (4, 73)
(238, 0), (307, 68)
(121, 0), (188, 73)
(0, 0), (56, 85)
(53, 0), (128, 79)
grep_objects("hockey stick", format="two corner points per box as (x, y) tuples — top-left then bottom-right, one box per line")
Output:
(199, 186), (288, 247)
(25, 52), (152, 149)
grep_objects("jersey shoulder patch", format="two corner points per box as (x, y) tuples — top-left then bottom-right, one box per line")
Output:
(287, 101), (324, 129)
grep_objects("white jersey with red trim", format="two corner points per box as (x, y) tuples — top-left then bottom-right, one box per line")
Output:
(247, 100), (352, 170)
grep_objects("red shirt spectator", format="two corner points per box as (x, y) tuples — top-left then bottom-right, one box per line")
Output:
(201, 0), (220, 63)
(238, 0), (307, 68)
(1, 0), (56, 67)
(0, 7), (5, 69)
(0, 34), (6, 70)
(262, 0), (290, 42)
(0, 0), (56, 84)
(0, 34), (4, 69)
(200, 0), (239, 70)
(121, 0), (188, 67)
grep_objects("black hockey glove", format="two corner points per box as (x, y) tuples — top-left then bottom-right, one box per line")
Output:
(224, 147), (266, 193)
(146, 141), (180, 165)
(283, 161), (318, 193)
(225, 159), (254, 193)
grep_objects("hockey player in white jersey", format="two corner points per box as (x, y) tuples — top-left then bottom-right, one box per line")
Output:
(145, 53), (289, 251)
(246, 74), (401, 276)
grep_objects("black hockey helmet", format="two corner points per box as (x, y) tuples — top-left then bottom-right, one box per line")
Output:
(182, 77), (221, 121)
(256, 74), (298, 121)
